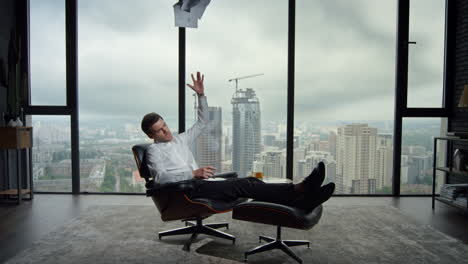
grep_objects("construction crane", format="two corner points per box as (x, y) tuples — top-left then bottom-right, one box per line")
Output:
(228, 73), (264, 92)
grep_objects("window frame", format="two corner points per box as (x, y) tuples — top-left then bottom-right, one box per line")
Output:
(22, 0), (453, 196)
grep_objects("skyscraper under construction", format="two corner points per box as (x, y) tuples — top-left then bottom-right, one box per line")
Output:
(232, 88), (261, 177)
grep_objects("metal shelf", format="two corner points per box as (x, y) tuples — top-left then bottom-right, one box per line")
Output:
(435, 196), (468, 210)
(436, 167), (468, 177)
(432, 136), (468, 210)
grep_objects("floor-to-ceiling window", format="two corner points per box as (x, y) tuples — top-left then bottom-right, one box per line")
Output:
(407, 0), (446, 108)
(77, 0), (178, 192)
(27, 0), (450, 195)
(30, 0), (66, 106)
(186, 0), (288, 179)
(30, 0), (70, 192)
(294, 0), (397, 194)
(31, 115), (71, 192)
(400, 0), (447, 194)
(400, 118), (447, 194)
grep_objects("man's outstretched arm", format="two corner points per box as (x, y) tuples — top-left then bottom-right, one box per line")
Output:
(184, 72), (209, 145)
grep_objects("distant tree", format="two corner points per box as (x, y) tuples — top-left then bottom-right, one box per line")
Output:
(99, 161), (116, 192)
(376, 186), (392, 194)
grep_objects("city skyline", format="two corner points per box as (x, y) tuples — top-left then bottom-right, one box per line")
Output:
(31, 112), (446, 195)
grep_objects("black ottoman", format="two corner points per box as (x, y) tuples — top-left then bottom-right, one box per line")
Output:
(233, 201), (323, 264)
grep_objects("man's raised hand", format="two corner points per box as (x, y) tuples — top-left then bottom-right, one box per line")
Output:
(187, 71), (205, 96)
(192, 166), (216, 179)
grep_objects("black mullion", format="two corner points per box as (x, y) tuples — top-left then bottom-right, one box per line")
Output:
(24, 106), (71, 115)
(443, 0), (457, 185)
(66, 0), (79, 194)
(393, 0), (410, 196)
(443, 0), (456, 117)
(286, 0), (295, 181)
(179, 27), (186, 133)
(18, 0), (31, 109)
(402, 108), (449, 117)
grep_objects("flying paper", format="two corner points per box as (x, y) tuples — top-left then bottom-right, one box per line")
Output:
(174, 0), (211, 28)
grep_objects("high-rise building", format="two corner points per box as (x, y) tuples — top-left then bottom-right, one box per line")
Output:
(297, 160), (307, 182)
(336, 123), (377, 194)
(408, 145), (426, 156)
(294, 151), (333, 182)
(194, 107), (222, 171)
(319, 141), (329, 152)
(325, 161), (337, 185)
(221, 160), (233, 172)
(329, 131), (337, 159)
(294, 136), (300, 148)
(252, 160), (264, 175)
(264, 134), (276, 146)
(293, 147), (306, 178)
(406, 154), (432, 184)
(306, 141), (320, 152)
(223, 135), (231, 161)
(375, 134), (393, 191)
(263, 151), (283, 178)
(232, 88), (261, 177)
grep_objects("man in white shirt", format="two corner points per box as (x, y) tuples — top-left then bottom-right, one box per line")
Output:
(141, 72), (334, 212)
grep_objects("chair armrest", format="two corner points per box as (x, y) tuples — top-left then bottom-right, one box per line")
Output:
(145, 179), (195, 196)
(212, 171), (238, 179)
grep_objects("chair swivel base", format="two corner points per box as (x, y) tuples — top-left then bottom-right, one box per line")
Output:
(158, 217), (235, 251)
(244, 226), (310, 264)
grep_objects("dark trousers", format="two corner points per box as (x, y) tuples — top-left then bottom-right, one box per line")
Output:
(189, 177), (299, 206)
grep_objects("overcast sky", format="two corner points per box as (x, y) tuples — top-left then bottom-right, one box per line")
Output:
(29, 0), (446, 129)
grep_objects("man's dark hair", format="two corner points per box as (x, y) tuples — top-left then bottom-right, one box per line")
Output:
(141, 112), (162, 138)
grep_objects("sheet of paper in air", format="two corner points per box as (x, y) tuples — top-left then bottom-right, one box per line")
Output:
(174, 2), (198, 28)
(173, 0), (211, 28)
(191, 0), (211, 19)
(181, 0), (200, 12)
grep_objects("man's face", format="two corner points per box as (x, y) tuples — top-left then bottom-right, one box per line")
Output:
(150, 119), (173, 142)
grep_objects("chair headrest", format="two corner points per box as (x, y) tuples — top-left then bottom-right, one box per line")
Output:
(132, 143), (152, 182)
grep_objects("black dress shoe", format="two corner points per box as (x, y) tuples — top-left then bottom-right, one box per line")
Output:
(317, 161), (325, 181)
(301, 162), (326, 192)
(297, 182), (335, 212)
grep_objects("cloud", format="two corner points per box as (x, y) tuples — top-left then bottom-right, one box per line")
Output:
(29, 0), (446, 126)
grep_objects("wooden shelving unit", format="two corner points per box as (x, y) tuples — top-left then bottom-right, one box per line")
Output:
(0, 127), (33, 204)
(0, 189), (31, 195)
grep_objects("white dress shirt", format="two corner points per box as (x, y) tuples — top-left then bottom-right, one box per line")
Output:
(146, 95), (209, 184)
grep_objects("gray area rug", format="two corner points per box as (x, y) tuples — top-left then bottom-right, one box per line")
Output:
(5, 205), (468, 264)
(197, 205), (468, 264)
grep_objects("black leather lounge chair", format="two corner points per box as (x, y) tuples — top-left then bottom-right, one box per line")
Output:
(132, 143), (246, 251)
(233, 201), (323, 264)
